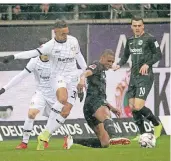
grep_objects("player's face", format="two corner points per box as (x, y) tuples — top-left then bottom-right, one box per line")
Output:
(102, 55), (115, 70)
(54, 27), (69, 43)
(131, 20), (144, 36)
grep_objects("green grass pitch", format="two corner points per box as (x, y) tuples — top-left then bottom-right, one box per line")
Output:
(0, 135), (170, 161)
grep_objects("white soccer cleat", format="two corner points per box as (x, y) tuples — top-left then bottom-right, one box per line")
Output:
(63, 135), (73, 150)
(110, 137), (131, 145)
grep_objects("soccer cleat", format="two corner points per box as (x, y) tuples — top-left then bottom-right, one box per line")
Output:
(37, 130), (50, 151)
(132, 135), (140, 141)
(154, 123), (163, 139)
(15, 142), (28, 149)
(110, 137), (131, 145)
(63, 135), (73, 150)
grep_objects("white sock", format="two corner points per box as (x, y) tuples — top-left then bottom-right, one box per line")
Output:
(45, 101), (65, 134)
(22, 117), (34, 144)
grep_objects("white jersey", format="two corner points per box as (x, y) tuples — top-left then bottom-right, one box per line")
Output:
(37, 35), (80, 78)
(26, 57), (56, 101)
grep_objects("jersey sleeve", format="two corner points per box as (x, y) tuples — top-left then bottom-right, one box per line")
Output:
(75, 38), (81, 54)
(36, 39), (53, 55)
(25, 58), (37, 73)
(118, 39), (130, 66)
(87, 63), (99, 74)
(145, 37), (162, 66)
(3, 69), (31, 91)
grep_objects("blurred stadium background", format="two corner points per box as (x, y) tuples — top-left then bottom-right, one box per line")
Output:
(0, 3), (170, 161)
(0, 4), (170, 20)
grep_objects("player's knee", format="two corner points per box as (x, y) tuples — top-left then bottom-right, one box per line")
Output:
(28, 109), (39, 119)
(57, 87), (68, 105)
(134, 98), (145, 110)
(57, 93), (68, 105)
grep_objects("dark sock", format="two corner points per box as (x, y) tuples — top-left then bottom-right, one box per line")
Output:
(103, 119), (115, 138)
(73, 138), (102, 148)
(132, 110), (146, 134)
(139, 106), (159, 126)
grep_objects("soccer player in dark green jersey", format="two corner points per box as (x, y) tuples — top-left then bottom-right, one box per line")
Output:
(114, 16), (162, 140)
(63, 49), (131, 149)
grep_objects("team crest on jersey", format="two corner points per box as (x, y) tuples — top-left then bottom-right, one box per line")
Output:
(71, 46), (76, 51)
(89, 64), (97, 69)
(138, 40), (143, 45)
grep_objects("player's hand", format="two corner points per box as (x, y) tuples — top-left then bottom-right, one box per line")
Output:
(139, 64), (149, 75)
(77, 77), (86, 93)
(77, 80), (85, 102)
(0, 88), (5, 95)
(3, 55), (14, 63)
(107, 103), (121, 118)
(112, 64), (120, 71)
(78, 91), (84, 102)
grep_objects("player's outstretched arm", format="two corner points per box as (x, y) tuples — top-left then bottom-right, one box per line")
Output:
(75, 52), (87, 71)
(118, 40), (130, 68)
(3, 49), (39, 63)
(0, 69), (30, 95)
(77, 70), (93, 102)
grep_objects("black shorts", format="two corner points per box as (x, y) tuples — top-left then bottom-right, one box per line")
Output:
(83, 95), (108, 129)
(127, 74), (154, 100)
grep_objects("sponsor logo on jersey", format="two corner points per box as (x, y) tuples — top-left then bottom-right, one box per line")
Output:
(40, 75), (50, 79)
(130, 48), (143, 54)
(58, 57), (75, 63)
(55, 50), (60, 53)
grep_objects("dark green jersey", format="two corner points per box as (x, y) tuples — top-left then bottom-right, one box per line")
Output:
(86, 61), (106, 99)
(119, 32), (162, 76)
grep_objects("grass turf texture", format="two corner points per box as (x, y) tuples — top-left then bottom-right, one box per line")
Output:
(0, 135), (170, 161)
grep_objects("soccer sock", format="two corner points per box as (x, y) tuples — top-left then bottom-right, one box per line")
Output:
(22, 117), (34, 144)
(132, 110), (146, 134)
(73, 138), (102, 148)
(139, 106), (159, 126)
(103, 118), (116, 138)
(45, 101), (65, 134)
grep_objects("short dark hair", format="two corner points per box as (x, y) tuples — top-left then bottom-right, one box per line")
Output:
(131, 16), (144, 24)
(101, 49), (115, 57)
(54, 20), (68, 28)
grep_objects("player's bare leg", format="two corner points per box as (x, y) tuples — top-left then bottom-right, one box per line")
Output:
(16, 109), (39, 149)
(94, 106), (131, 145)
(37, 87), (73, 150)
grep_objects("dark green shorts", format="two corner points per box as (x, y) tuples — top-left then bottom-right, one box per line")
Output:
(83, 96), (108, 129)
(127, 74), (153, 100)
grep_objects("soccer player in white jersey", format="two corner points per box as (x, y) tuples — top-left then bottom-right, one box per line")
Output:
(2, 20), (87, 150)
(0, 55), (55, 149)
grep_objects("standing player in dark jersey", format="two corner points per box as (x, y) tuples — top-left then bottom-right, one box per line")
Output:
(63, 49), (131, 149)
(114, 16), (162, 140)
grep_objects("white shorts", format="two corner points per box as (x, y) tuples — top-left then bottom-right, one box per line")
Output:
(29, 91), (54, 117)
(50, 75), (78, 105)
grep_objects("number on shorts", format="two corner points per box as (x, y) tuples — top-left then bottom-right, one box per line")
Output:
(139, 87), (145, 96)
(71, 91), (77, 99)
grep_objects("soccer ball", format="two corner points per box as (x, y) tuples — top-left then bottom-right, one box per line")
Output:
(138, 133), (156, 148)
